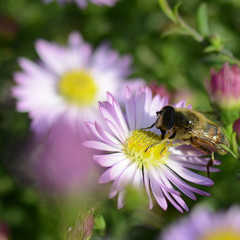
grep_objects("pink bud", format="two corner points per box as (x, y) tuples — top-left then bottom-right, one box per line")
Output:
(233, 118), (240, 140)
(206, 63), (240, 109)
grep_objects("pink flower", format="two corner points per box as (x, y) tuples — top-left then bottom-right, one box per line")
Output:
(206, 63), (240, 109)
(84, 87), (218, 212)
(148, 82), (171, 100)
(233, 118), (240, 140)
(27, 118), (99, 195)
(161, 206), (240, 240)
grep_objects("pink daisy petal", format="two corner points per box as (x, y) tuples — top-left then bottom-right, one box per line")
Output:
(150, 175), (168, 210)
(167, 160), (214, 186)
(98, 160), (130, 184)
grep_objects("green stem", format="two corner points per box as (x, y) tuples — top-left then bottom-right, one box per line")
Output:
(158, 0), (177, 23)
(158, 0), (240, 66)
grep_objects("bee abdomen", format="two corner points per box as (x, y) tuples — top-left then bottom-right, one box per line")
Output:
(206, 123), (229, 146)
(206, 123), (228, 145)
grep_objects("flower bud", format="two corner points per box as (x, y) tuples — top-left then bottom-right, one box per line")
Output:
(206, 63), (240, 109)
(233, 118), (240, 140)
(0, 222), (9, 240)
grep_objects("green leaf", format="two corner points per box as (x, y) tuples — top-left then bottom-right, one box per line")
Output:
(218, 143), (237, 159)
(94, 215), (106, 232)
(196, 3), (210, 37)
(158, 0), (177, 23)
(209, 34), (223, 52)
(204, 45), (217, 53)
(162, 28), (190, 38)
(231, 132), (239, 158)
(173, 2), (204, 42)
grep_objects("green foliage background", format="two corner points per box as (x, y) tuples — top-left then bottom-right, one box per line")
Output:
(1, 0), (240, 239)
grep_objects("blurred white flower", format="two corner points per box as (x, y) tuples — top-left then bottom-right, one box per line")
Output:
(12, 32), (143, 134)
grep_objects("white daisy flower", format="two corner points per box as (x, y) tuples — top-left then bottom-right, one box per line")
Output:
(12, 32), (143, 133)
(84, 87), (218, 212)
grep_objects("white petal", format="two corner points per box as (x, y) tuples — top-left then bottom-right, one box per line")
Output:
(83, 140), (121, 152)
(93, 153), (126, 167)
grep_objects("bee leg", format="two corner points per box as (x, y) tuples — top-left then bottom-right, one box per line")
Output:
(206, 152), (215, 177)
(145, 138), (170, 152)
(145, 142), (162, 152)
(190, 138), (213, 178)
(141, 122), (155, 130)
(169, 131), (176, 140)
(161, 129), (166, 140)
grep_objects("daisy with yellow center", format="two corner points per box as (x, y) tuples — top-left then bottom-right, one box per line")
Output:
(12, 32), (143, 133)
(161, 206), (240, 240)
(84, 87), (218, 212)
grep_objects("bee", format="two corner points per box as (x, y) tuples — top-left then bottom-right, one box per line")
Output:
(143, 105), (230, 176)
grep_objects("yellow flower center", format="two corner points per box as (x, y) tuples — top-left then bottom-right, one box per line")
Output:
(59, 70), (97, 106)
(123, 130), (171, 169)
(201, 229), (240, 240)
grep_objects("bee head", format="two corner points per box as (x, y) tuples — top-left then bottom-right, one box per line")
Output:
(155, 105), (176, 131)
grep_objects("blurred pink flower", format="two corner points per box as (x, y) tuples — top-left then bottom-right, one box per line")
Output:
(148, 82), (171, 100)
(44, 0), (119, 8)
(171, 89), (195, 107)
(205, 63), (240, 109)
(28, 117), (99, 195)
(0, 222), (9, 240)
(12, 32), (143, 134)
(161, 205), (240, 240)
(0, 14), (18, 41)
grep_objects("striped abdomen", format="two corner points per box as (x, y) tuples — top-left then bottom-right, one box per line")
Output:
(204, 121), (230, 153)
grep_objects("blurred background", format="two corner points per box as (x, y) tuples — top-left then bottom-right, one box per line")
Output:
(1, 0), (240, 239)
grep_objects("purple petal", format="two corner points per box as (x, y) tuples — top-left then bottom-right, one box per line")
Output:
(98, 160), (130, 183)
(162, 165), (210, 197)
(35, 39), (67, 75)
(150, 174), (168, 210)
(167, 160), (214, 186)
(125, 87), (136, 130)
(143, 168), (153, 209)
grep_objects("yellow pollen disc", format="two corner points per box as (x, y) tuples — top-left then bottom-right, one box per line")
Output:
(123, 130), (171, 169)
(201, 229), (240, 240)
(59, 70), (97, 106)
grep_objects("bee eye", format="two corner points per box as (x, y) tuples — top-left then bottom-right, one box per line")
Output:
(161, 106), (176, 130)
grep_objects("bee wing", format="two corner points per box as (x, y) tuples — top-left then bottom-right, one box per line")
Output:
(189, 128), (227, 153)
(197, 110), (221, 124)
